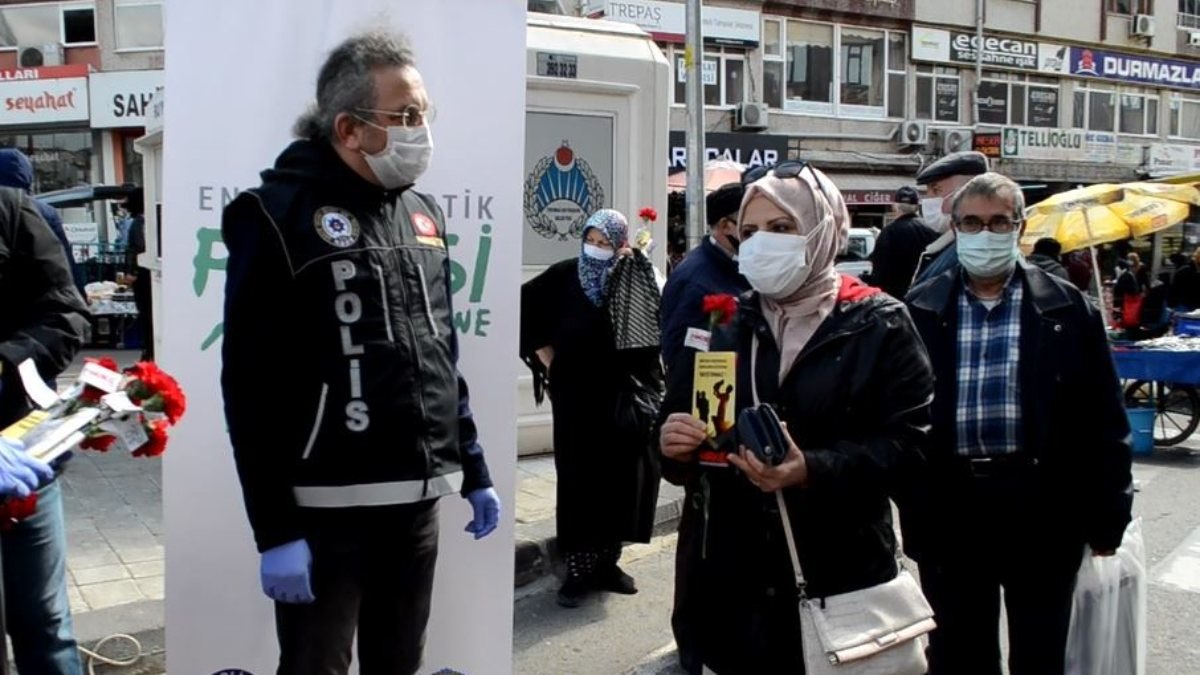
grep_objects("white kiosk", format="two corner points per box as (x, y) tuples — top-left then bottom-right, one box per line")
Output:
(518, 14), (670, 455)
(134, 90), (164, 359)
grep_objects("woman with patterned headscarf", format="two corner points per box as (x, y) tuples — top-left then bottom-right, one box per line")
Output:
(520, 209), (664, 608)
(657, 164), (935, 673)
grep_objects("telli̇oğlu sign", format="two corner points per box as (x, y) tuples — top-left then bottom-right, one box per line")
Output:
(1001, 126), (1117, 163)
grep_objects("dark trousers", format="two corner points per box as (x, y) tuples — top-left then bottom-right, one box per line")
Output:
(274, 500), (439, 675)
(922, 468), (1083, 675)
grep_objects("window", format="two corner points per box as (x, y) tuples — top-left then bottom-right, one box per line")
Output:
(1170, 95), (1200, 139)
(114, 0), (163, 50)
(62, 6), (95, 45)
(1181, 0), (1200, 28)
(0, 3), (96, 49)
(1075, 85), (1158, 135)
(977, 71), (1060, 127)
(0, 131), (91, 193)
(1108, 0), (1153, 13)
(763, 18), (906, 118)
(916, 65), (961, 123)
(671, 47), (746, 108)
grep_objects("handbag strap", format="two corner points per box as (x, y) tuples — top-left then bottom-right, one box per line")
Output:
(752, 332), (809, 598)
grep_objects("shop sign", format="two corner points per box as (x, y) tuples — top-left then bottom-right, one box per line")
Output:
(88, 70), (163, 128)
(1147, 143), (1200, 176)
(0, 64), (89, 82)
(973, 132), (1002, 159)
(62, 221), (99, 245)
(1001, 126), (1116, 163)
(1040, 46), (1200, 92)
(668, 131), (787, 169)
(601, 0), (760, 46)
(841, 190), (894, 206)
(912, 26), (1050, 73)
(0, 75), (88, 125)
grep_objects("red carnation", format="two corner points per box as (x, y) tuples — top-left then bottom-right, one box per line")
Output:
(80, 357), (121, 403)
(85, 357), (119, 372)
(133, 420), (169, 458)
(124, 362), (187, 423)
(702, 294), (739, 328)
(638, 207), (658, 223)
(0, 494), (38, 531)
(80, 434), (117, 452)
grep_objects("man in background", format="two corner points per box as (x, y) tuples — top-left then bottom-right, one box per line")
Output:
(912, 151), (990, 286)
(866, 185), (937, 299)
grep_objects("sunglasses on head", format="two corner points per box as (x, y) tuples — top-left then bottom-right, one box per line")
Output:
(741, 161), (833, 206)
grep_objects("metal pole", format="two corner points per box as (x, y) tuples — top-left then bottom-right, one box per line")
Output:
(973, 0), (984, 126)
(1082, 209), (1112, 327)
(684, 0), (706, 252)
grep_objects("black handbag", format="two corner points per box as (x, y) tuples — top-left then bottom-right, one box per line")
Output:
(614, 372), (663, 446)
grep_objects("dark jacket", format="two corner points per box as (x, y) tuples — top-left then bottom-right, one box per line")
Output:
(0, 187), (90, 427)
(868, 213), (938, 300)
(220, 139), (492, 553)
(659, 276), (933, 674)
(913, 231), (957, 287)
(0, 149), (82, 292)
(1027, 253), (1070, 282)
(659, 237), (750, 373)
(1169, 261), (1200, 310)
(903, 263), (1133, 561)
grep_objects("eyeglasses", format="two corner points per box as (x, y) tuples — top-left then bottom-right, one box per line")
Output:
(741, 160), (834, 206)
(955, 215), (1021, 234)
(356, 104), (436, 127)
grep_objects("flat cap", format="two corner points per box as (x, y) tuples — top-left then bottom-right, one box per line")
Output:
(706, 182), (745, 226)
(916, 151), (989, 186)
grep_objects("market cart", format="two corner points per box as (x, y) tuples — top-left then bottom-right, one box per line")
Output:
(1113, 340), (1200, 447)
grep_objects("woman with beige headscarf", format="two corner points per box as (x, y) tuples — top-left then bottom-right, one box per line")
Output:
(656, 163), (936, 673)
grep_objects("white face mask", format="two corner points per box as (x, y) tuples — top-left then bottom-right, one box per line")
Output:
(582, 243), (614, 261)
(958, 230), (1020, 279)
(359, 120), (433, 190)
(738, 231), (811, 298)
(921, 197), (950, 233)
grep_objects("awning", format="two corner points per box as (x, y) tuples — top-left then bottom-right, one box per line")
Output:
(823, 172), (917, 206)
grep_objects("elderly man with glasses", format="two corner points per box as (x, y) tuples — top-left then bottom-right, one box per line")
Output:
(901, 172), (1133, 675)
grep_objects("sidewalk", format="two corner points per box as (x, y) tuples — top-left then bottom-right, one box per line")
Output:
(53, 350), (686, 649)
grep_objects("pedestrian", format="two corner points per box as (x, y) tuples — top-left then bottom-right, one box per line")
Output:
(1027, 237), (1070, 281)
(122, 190), (153, 360)
(520, 209), (664, 609)
(1169, 249), (1200, 311)
(912, 151), (990, 287)
(659, 181), (751, 373)
(866, 185), (938, 299)
(0, 183), (91, 675)
(1113, 256), (1143, 328)
(658, 163), (934, 674)
(903, 172), (1133, 675)
(1064, 249), (1094, 293)
(0, 149), (83, 294)
(220, 31), (501, 675)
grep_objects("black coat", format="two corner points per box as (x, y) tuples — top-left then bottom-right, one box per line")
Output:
(1027, 253), (1070, 282)
(520, 259), (663, 549)
(0, 187), (90, 428)
(660, 237), (750, 372)
(658, 279), (933, 674)
(902, 263), (1133, 563)
(868, 213), (938, 300)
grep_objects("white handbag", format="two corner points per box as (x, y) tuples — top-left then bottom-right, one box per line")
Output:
(777, 491), (936, 675)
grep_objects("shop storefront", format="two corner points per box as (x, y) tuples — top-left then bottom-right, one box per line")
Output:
(89, 69), (164, 186)
(0, 64), (94, 193)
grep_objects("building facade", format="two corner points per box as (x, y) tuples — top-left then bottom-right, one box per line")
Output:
(0, 0), (162, 245)
(580, 0), (1200, 233)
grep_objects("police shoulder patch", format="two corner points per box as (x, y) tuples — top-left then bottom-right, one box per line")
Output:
(313, 207), (360, 249)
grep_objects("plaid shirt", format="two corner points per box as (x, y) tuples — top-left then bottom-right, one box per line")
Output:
(956, 273), (1024, 456)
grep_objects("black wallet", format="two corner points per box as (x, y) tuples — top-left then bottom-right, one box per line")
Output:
(736, 404), (788, 467)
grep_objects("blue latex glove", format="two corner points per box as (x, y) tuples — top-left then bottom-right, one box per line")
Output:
(465, 487), (501, 540)
(0, 438), (53, 498)
(260, 539), (314, 604)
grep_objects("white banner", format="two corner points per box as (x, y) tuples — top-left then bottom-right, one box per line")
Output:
(162, 2), (524, 674)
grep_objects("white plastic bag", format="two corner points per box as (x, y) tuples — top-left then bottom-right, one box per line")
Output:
(1065, 518), (1147, 675)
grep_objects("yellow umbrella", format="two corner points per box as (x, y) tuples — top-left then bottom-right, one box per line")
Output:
(1123, 181), (1200, 206)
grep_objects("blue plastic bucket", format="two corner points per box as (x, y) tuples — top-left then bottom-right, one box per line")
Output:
(1177, 314), (1200, 337)
(1126, 407), (1156, 456)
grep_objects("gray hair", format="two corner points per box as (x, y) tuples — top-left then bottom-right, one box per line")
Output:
(892, 202), (919, 217)
(951, 172), (1026, 222)
(293, 31), (416, 141)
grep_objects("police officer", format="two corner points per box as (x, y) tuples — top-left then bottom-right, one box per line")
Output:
(911, 151), (990, 287)
(220, 31), (501, 675)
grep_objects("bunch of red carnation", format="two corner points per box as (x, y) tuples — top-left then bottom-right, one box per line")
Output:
(702, 294), (739, 330)
(78, 360), (187, 458)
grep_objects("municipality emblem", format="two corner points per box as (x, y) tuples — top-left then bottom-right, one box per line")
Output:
(524, 141), (605, 242)
(314, 207), (360, 248)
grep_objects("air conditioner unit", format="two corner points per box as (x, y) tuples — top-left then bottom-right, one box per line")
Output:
(1188, 31), (1200, 47)
(18, 44), (63, 68)
(1131, 14), (1155, 38)
(935, 127), (974, 154)
(734, 102), (769, 131)
(899, 120), (929, 147)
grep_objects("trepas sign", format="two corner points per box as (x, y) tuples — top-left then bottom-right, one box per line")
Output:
(602, 0), (760, 46)
(89, 70), (164, 128)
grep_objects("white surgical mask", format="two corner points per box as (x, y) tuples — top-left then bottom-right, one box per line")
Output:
(359, 120), (433, 190)
(738, 231), (811, 298)
(958, 230), (1020, 279)
(583, 243), (614, 261)
(921, 197), (950, 233)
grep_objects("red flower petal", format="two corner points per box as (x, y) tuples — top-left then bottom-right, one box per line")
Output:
(81, 435), (117, 452)
(133, 420), (169, 458)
